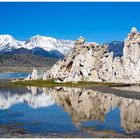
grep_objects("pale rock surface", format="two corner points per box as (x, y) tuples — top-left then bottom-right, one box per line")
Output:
(31, 69), (38, 80)
(24, 68), (40, 81)
(42, 27), (140, 83)
(75, 36), (86, 44)
(131, 27), (138, 34)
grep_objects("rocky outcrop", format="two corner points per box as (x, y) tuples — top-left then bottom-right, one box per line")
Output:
(43, 39), (104, 82)
(75, 36), (86, 45)
(42, 27), (140, 83)
(24, 68), (42, 81)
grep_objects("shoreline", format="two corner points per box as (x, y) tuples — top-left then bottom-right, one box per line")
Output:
(1, 79), (140, 101)
(9, 79), (140, 88)
(0, 123), (137, 138)
(0, 80), (140, 138)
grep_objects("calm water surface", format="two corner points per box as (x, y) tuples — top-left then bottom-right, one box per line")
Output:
(0, 73), (140, 137)
(0, 72), (29, 79)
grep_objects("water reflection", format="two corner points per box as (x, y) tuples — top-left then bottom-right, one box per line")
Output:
(0, 86), (140, 133)
(0, 87), (54, 109)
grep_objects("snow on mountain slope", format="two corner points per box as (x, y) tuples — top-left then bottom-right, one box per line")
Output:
(24, 35), (74, 54)
(0, 34), (124, 59)
(0, 34), (74, 57)
(0, 34), (24, 52)
(24, 35), (58, 50)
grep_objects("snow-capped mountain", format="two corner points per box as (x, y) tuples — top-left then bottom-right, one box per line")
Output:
(0, 34), (74, 59)
(0, 35), (24, 52)
(0, 34), (125, 59)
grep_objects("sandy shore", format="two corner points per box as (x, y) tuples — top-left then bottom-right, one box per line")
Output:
(86, 86), (140, 100)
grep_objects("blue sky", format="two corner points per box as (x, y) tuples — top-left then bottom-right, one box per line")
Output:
(0, 2), (140, 43)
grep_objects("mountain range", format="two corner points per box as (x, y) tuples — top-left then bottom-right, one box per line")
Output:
(0, 34), (124, 58)
(108, 41), (124, 57)
(0, 34), (74, 59)
(0, 34), (124, 69)
(0, 54), (57, 67)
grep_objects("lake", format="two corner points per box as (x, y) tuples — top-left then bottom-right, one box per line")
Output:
(0, 73), (140, 138)
(0, 72), (30, 80)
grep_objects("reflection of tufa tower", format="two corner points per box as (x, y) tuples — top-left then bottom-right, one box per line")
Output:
(49, 87), (140, 133)
(52, 87), (112, 127)
(1, 86), (140, 133)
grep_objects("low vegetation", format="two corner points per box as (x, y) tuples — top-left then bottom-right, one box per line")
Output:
(2, 79), (135, 88)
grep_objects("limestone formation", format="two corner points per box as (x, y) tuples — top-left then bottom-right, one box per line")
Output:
(131, 27), (138, 34)
(25, 27), (140, 83)
(42, 27), (140, 83)
(75, 36), (86, 44)
(24, 68), (40, 81)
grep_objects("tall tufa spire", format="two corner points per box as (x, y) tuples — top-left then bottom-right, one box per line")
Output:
(131, 27), (138, 34)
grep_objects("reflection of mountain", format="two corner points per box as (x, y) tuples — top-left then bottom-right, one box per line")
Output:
(0, 86), (140, 133)
(0, 87), (54, 109)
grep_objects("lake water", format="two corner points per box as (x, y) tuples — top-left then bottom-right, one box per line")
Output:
(0, 73), (140, 137)
(0, 72), (30, 80)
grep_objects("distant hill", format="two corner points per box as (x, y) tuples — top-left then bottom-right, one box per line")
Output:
(2, 47), (65, 59)
(0, 54), (58, 67)
(108, 41), (124, 57)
